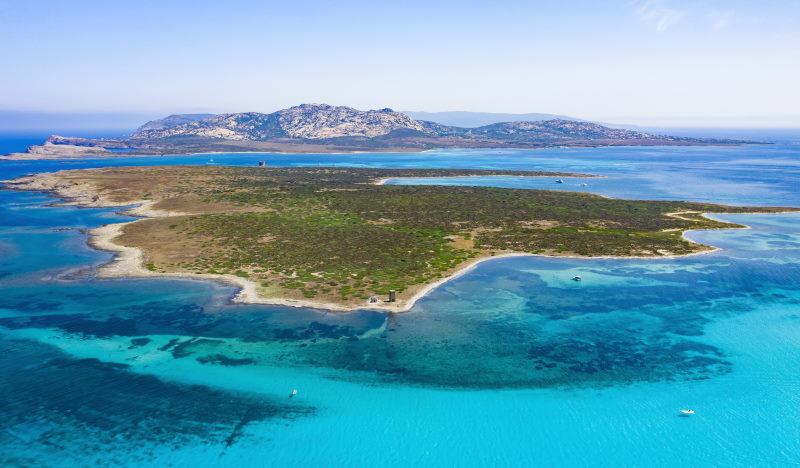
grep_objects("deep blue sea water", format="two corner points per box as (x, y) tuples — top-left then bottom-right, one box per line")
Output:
(1, 133), (799, 466)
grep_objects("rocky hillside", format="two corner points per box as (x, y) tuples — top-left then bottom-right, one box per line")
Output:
(130, 104), (698, 145)
(131, 104), (433, 140)
(465, 119), (661, 142)
(4, 104), (757, 159)
(135, 113), (215, 132)
(278, 104), (430, 138)
(403, 110), (581, 127)
(133, 112), (284, 141)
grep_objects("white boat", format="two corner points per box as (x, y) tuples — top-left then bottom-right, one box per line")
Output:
(290, 389), (298, 398)
(680, 409), (695, 414)
(556, 179), (564, 184)
(572, 276), (582, 281)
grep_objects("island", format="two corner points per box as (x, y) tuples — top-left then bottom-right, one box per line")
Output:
(2, 104), (758, 160)
(4, 166), (793, 311)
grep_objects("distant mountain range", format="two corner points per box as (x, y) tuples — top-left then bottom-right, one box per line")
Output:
(403, 111), (583, 128)
(3, 104), (756, 158)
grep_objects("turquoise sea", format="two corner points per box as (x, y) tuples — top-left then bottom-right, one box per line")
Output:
(1, 132), (799, 467)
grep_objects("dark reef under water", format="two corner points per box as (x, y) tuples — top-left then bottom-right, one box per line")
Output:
(1, 141), (800, 466)
(0, 338), (313, 466)
(3, 247), (798, 391)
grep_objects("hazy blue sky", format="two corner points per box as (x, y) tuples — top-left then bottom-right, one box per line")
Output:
(1, 0), (798, 126)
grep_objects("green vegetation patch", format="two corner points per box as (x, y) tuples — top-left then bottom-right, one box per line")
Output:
(57, 166), (792, 304)
(180, 211), (474, 299)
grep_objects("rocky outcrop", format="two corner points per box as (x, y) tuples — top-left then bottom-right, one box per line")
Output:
(0, 142), (111, 160)
(276, 104), (431, 138)
(31, 142), (109, 155)
(131, 104), (432, 141)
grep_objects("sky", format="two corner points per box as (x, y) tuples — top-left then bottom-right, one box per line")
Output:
(1, 0), (799, 127)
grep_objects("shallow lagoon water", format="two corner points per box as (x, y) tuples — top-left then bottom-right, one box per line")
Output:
(1, 139), (800, 466)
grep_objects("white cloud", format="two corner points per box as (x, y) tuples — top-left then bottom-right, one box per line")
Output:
(630, 0), (687, 33)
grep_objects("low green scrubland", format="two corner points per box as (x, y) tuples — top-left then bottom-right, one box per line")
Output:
(52, 166), (791, 305)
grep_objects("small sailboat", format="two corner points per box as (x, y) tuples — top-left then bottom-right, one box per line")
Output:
(572, 276), (582, 281)
(289, 389), (298, 398)
(556, 179), (564, 184)
(680, 409), (695, 414)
